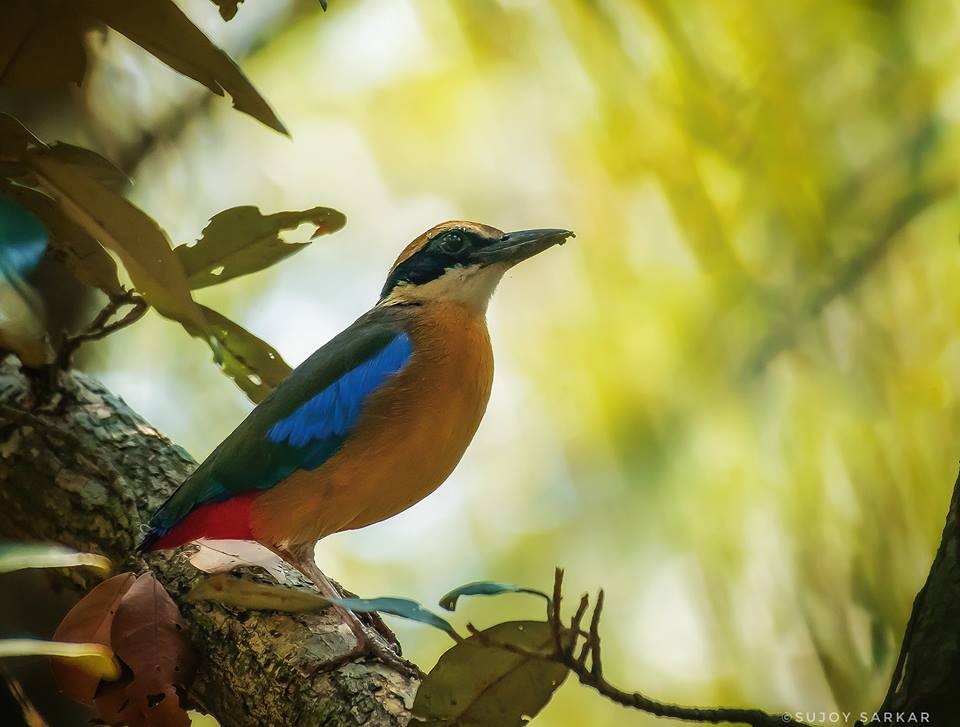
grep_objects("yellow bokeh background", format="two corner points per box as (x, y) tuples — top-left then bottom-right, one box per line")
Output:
(51, 0), (960, 723)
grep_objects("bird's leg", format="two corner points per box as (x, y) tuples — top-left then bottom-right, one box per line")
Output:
(291, 556), (401, 651)
(334, 582), (402, 652)
(281, 546), (420, 678)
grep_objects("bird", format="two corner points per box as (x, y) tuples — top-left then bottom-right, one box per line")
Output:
(138, 221), (572, 661)
(140, 221), (572, 558)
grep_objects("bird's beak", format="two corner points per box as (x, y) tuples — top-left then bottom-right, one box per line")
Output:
(475, 228), (575, 265)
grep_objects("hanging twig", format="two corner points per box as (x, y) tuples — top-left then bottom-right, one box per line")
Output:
(56, 291), (148, 369)
(470, 568), (812, 727)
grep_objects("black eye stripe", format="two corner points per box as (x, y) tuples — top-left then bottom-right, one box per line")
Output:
(439, 230), (467, 253)
(381, 228), (489, 298)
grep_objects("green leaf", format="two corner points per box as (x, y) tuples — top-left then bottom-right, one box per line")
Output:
(186, 574), (332, 612)
(0, 179), (125, 297)
(0, 0), (89, 89)
(200, 304), (292, 403)
(413, 621), (568, 727)
(0, 639), (120, 681)
(0, 113), (43, 158)
(45, 142), (130, 192)
(0, 1), (286, 133)
(439, 581), (551, 612)
(0, 542), (111, 574)
(186, 577), (458, 636)
(26, 148), (207, 334)
(211, 0), (241, 21)
(332, 597), (461, 639)
(176, 205), (346, 289)
(211, 0), (328, 19)
(80, 0), (288, 135)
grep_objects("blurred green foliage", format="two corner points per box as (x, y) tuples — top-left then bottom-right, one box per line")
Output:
(9, 0), (959, 724)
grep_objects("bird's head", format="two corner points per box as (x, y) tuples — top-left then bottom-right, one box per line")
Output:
(379, 221), (573, 310)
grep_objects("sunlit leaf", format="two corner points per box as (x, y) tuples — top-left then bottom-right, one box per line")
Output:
(45, 142), (129, 192)
(176, 205), (346, 290)
(413, 621), (568, 727)
(333, 596), (460, 639)
(201, 304), (291, 403)
(0, 639), (120, 680)
(0, 0), (88, 89)
(81, 0), (288, 135)
(439, 581), (550, 612)
(0, 542), (111, 574)
(53, 572), (135, 704)
(188, 577), (460, 639)
(26, 149), (207, 333)
(186, 573), (331, 612)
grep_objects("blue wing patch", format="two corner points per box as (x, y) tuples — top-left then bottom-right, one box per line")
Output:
(266, 332), (413, 452)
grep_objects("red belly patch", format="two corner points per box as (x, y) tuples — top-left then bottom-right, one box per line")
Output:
(147, 492), (259, 550)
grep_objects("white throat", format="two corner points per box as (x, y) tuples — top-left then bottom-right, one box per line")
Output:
(380, 263), (509, 312)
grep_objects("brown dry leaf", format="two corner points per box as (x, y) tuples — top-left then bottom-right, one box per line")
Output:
(186, 539), (290, 583)
(52, 572), (135, 704)
(105, 573), (194, 727)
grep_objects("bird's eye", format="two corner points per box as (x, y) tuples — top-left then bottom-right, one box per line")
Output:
(440, 231), (467, 255)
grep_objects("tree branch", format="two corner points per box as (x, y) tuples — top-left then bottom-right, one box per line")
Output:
(878, 468), (960, 722)
(0, 357), (418, 727)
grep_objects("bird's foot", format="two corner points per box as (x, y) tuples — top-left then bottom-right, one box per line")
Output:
(334, 582), (403, 653)
(333, 602), (422, 679)
(283, 552), (416, 676)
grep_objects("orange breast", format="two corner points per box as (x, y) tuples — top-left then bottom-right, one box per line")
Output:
(251, 302), (494, 550)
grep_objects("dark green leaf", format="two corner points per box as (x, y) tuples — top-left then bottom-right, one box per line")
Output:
(0, 1), (286, 133)
(212, 0), (328, 19)
(200, 304), (291, 403)
(176, 205), (346, 289)
(211, 0), (241, 21)
(80, 0), (288, 135)
(439, 581), (551, 612)
(332, 596), (460, 639)
(0, 0), (88, 89)
(413, 621), (568, 727)
(0, 113), (44, 158)
(1, 179), (125, 297)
